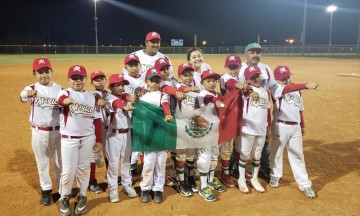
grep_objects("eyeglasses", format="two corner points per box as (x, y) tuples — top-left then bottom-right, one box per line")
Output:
(228, 65), (240, 70)
(70, 76), (85, 81)
(250, 73), (261, 81)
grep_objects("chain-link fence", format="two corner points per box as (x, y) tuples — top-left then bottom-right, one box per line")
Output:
(0, 44), (359, 56)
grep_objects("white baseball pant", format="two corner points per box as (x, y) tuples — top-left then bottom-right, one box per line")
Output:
(140, 150), (167, 192)
(239, 134), (265, 179)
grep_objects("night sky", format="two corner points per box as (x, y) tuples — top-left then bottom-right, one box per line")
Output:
(1, 0), (359, 46)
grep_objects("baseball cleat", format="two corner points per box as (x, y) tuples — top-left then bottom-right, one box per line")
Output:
(269, 176), (280, 188)
(40, 189), (52, 206)
(208, 179), (225, 193)
(109, 189), (120, 203)
(299, 186), (316, 199)
(177, 181), (192, 197)
(199, 186), (216, 202)
(187, 176), (199, 193)
(140, 190), (150, 203)
(238, 179), (249, 193)
(123, 184), (137, 198)
(165, 176), (174, 187)
(153, 191), (163, 204)
(220, 173), (235, 188)
(88, 179), (101, 194)
(74, 195), (87, 215)
(59, 197), (71, 216)
(250, 178), (265, 193)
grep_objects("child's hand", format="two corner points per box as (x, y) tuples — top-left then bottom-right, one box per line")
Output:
(175, 91), (186, 100)
(191, 86), (200, 93)
(128, 95), (137, 103)
(165, 115), (173, 122)
(215, 101), (225, 109)
(306, 83), (319, 90)
(63, 98), (75, 106)
(235, 83), (247, 91)
(124, 105), (135, 111)
(97, 98), (106, 107)
(27, 90), (37, 97)
(250, 92), (260, 102)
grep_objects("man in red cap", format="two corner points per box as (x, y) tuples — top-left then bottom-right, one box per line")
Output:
(57, 65), (103, 216)
(20, 57), (63, 206)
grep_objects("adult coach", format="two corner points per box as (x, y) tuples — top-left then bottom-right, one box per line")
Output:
(234, 43), (276, 179)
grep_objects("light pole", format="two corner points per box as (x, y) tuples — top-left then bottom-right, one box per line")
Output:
(327, 5), (337, 54)
(301, 0), (307, 56)
(94, 0), (99, 54)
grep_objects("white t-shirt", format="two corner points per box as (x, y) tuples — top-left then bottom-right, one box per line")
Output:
(193, 63), (212, 91)
(242, 86), (271, 136)
(239, 62), (276, 90)
(20, 82), (62, 127)
(57, 88), (101, 136)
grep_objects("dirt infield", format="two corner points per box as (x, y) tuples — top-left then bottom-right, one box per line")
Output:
(0, 55), (359, 216)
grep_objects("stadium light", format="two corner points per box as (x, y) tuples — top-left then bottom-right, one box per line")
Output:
(326, 5), (337, 54)
(202, 40), (207, 46)
(93, 0), (99, 54)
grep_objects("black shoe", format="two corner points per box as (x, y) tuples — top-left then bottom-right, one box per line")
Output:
(229, 163), (239, 179)
(187, 176), (199, 193)
(89, 179), (101, 194)
(74, 195), (87, 215)
(118, 176), (122, 185)
(177, 181), (192, 197)
(59, 197), (70, 216)
(259, 167), (271, 180)
(130, 163), (137, 175)
(41, 189), (52, 206)
(140, 190), (150, 203)
(153, 191), (163, 204)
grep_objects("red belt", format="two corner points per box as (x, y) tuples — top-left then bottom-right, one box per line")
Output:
(112, 128), (129, 134)
(32, 125), (60, 131)
(61, 135), (85, 139)
(277, 120), (298, 125)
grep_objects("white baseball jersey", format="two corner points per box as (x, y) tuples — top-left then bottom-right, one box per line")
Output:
(90, 90), (111, 125)
(175, 83), (199, 112)
(271, 83), (304, 123)
(57, 89), (102, 136)
(106, 94), (132, 129)
(198, 89), (221, 108)
(220, 73), (240, 95)
(242, 86), (271, 136)
(239, 62), (276, 90)
(193, 63), (212, 91)
(124, 74), (146, 95)
(122, 50), (173, 76)
(20, 82), (62, 127)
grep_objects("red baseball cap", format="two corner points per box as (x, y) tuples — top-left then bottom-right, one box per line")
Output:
(225, 54), (241, 67)
(33, 57), (52, 71)
(146, 32), (161, 41)
(201, 70), (221, 81)
(124, 54), (140, 65)
(274, 66), (293, 80)
(244, 66), (261, 80)
(68, 65), (87, 78)
(108, 74), (129, 85)
(90, 70), (106, 80)
(145, 68), (161, 80)
(178, 63), (194, 75)
(154, 57), (171, 70)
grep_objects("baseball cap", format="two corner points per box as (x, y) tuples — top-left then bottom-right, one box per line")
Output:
(33, 57), (52, 71)
(244, 66), (261, 80)
(201, 70), (221, 81)
(145, 68), (161, 80)
(245, 43), (264, 53)
(274, 66), (293, 80)
(108, 74), (129, 85)
(178, 63), (194, 75)
(146, 32), (161, 41)
(225, 54), (241, 67)
(124, 54), (140, 65)
(90, 70), (106, 80)
(68, 65), (87, 78)
(154, 57), (171, 70)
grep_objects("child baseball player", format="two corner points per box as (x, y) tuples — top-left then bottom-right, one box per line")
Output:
(269, 66), (318, 199)
(197, 70), (226, 201)
(139, 68), (173, 204)
(187, 48), (212, 90)
(57, 65), (103, 216)
(20, 57), (62, 206)
(88, 70), (108, 194)
(174, 63), (200, 197)
(106, 74), (137, 203)
(237, 65), (271, 194)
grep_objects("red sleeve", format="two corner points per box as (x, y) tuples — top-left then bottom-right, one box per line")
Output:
(203, 95), (217, 106)
(226, 79), (238, 90)
(58, 95), (69, 106)
(161, 85), (177, 95)
(93, 118), (103, 143)
(283, 84), (307, 93)
(112, 99), (126, 110)
(161, 102), (171, 115)
(177, 85), (187, 93)
(122, 93), (130, 101)
(300, 111), (305, 128)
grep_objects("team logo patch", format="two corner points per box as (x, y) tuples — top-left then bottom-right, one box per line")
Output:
(249, 66), (256, 72)
(70, 103), (94, 116)
(284, 94), (300, 104)
(250, 96), (269, 108)
(38, 59), (46, 64)
(35, 97), (58, 108)
(185, 115), (213, 138)
(279, 67), (287, 73)
(229, 56), (236, 61)
(73, 66), (81, 72)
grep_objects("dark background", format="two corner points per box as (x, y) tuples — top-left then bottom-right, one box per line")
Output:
(1, 0), (359, 46)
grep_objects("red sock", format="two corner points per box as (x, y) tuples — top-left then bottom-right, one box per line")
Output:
(140, 154), (144, 165)
(105, 157), (109, 170)
(90, 162), (96, 181)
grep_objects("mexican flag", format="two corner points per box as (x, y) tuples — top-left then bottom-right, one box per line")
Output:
(132, 89), (243, 152)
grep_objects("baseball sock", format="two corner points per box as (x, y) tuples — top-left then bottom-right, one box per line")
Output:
(140, 154), (144, 165)
(186, 160), (195, 177)
(200, 172), (208, 189)
(176, 161), (185, 182)
(90, 162), (96, 181)
(252, 159), (260, 179)
(238, 157), (247, 180)
(221, 159), (230, 175)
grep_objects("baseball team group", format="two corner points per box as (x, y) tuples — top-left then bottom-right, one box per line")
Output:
(21, 31), (319, 216)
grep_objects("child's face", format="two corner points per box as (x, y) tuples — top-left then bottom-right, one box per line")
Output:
(146, 76), (162, 91)
(69, 75), (86, 91)
(110, 83), (125, 95)
(34, 68), (52, 86)
(246, 73), (262, 87)
(202, 78), (217, 92)
(125, 61), (141, 77)
(276, 76), (291, 85)
(160, 65), (170, 80)
(225, 65), (241, 77)
(179, 70), (194, 86)
(188, 50), (203, 70)
(91, 76), (106, 91)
